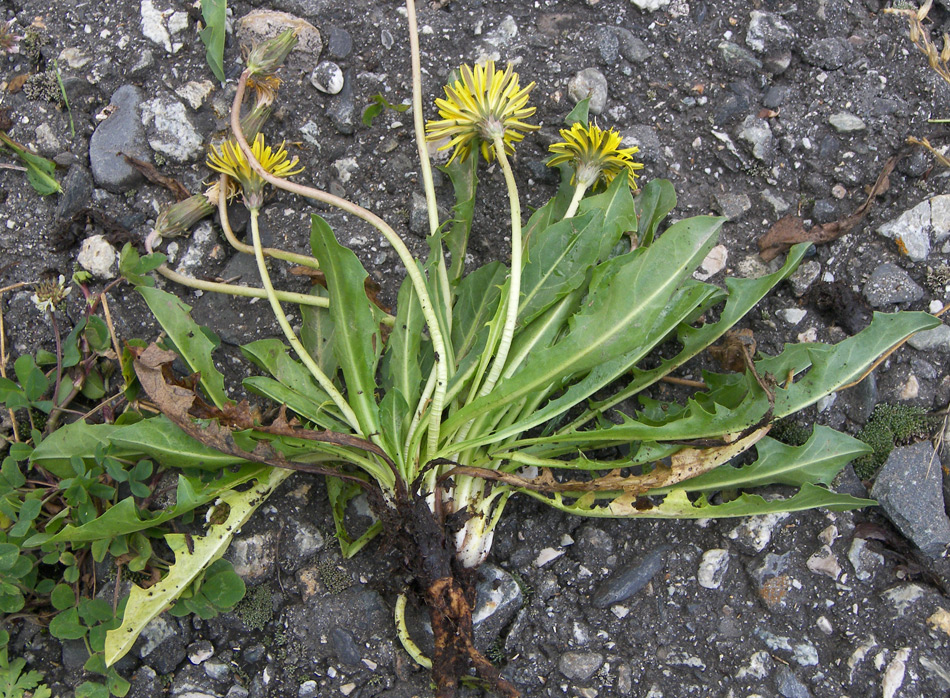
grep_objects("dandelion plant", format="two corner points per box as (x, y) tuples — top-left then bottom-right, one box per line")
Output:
(25, 2), (941, 696)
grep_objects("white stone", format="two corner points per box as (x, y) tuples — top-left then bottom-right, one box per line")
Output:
(882, 648), (911, 698)
(728, 513), (789, 553)
(167, 10), (189, 35)
(484, 15), (518, 47)
(899, 374), (919, 400)
(797, 327), (818, 343)
(175, 80), (215, 110)
(77, 235), (118, 279)
(877, 197), (937, 262)
(140, 96), (204, 162)
(848, 538), (883, 581)
(694, 244), (728, 281)
(333, 157), (358, 184)
(883, 584), (926, 616)
(697, 548), (730, 589)
(776, 308), (806, 325)
(58, 47), (91, 69)
(534, 547), (564, 567)
(139, 616), (175, 657)
(140, 0), (174, 54)
(630, 0), (671, 11)
(806, 545), (841, 580)
(929, 300), (945, 314)
(817, 393), (836, 413)
(829, 112), (866, 133)
(816, 615), (833, 635)
(311, 62), (344, 95)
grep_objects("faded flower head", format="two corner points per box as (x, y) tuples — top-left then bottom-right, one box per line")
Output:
(154, 181), (235, 239)
(425, 60), (539, 164)
(547, 121), (644, 191)
(206, 133), (304, 209)
(0, 20), (21, 54)
(246, 29), (298, 79)
(31, 275), (71, 314)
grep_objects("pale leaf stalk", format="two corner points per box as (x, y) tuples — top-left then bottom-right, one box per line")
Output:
(248, 207), (363, 434)
(231, 72), (448, 459)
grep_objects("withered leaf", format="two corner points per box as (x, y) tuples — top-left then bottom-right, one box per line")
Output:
(122, 153), (191, 201)
(709, 328), (756, 373)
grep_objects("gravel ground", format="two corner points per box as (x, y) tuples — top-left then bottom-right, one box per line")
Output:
(3, 0), (950, 696)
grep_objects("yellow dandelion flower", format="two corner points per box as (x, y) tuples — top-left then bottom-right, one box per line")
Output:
(547, 121), (644, 190)
(206, 132), (304, 209)
(425, 60), (540, 164)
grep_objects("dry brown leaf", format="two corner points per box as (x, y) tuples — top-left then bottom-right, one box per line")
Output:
(758, 155), (898, 261)
(709, 328), (756, 373)
(121, 153), (191, 201)
(7, 74), (30, 93)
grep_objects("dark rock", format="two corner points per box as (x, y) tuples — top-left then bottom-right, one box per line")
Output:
(898, 149), (931, 178)
(325, 25), (353, 58)
(243, 644), (266, 663)
(840, 372), (877, 425)
(811, 198), (839, 225)
(614, 27), (651, 63)
(472, 564), (523, 649)
(801, 37), (854, 70)
(871, 442), (950, 558)
(60, 639), (88, 671)
(777, 665), (813, 698)
(763, 85), (794, 109)
(54, 164), (93, 222)
(763, 49), (792, 75)
(329, 626), (362, 666)
(863, 263), (925, 307)
(591, 545), (670, 608)
(595, 26), (620, 64)
(718, 40), (763, 75)
(327, 70), (356, 134)
(89, 85), (149, 193)
(558, 651), (604, 681)
(746, 10), (797, 54)
(127, 666), (162, 698)
(136, 616), (189, 675)
(818, 135), (840, 161)
(835, 465), (869, 499)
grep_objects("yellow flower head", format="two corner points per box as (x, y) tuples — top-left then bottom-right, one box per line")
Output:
(206, 133), (304, 209)
(425, 61), (540, 164)
(547, 121), (644, 191)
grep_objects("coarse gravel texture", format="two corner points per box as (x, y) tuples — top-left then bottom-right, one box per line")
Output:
(4, 0), (950, 697)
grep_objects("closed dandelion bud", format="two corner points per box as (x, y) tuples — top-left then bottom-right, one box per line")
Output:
(241, 103), (273, 142)
(246, 29), (298, 78)
(154, 190), (217, 238)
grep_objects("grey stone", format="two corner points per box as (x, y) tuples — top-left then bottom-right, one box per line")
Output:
(863, 263), (925, 307)
(235, 10), (321, 72)
(558, 651), (604, 681)
(713, 191), (752, 220)
(908, 325), (950, 352)
(777, 665), (813, 698)
(243, 644), (266, 663)
(829, 112), (866, 133)
(203, 659), (230, 681)
(568, 68), (608, 115)
(298, 681), (317, 698)
(329, 625), (362, 666)
(738, 115), (774, 163)
(623, 125), (660, 163)
(127, 665), (161, 698)
(327, 70), (356, 134)
(811, 198), (839, 225)
(763, 85), (794, 109)
(876, 199), (934, 262)
(840, 372), (877, 425)
(788, 260), (821, 297)
(227, 530), (279, 583)
(718, 41), (763, 74)
(311, 61), (344, 95)
(614, 27), (651, 63)
(285, 588), (389, 659)
(591, 545), (670, 608)
(410, 192), (429, 237)
(802, 37), (854, 70)
(763, 50), (793, 75)
(140, 94), (205, 163)
(595, 26), (620, 64)
(187, 640), (214, 664)
(61, 638), (88, 671)
(746, 11), (797, 53)
(472, 564), (523, 649)
(89, 85), (149, 193)
(54, 165), (93, 223)
(325, 25), (352, 59)
(137, 616), (188, 674)
(381, 28), (394, 50)
(871, 442), (950, 557)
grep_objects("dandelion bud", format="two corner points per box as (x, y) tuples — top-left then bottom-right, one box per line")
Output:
(241, 102), (274, 142)
(246, 29), (298, 78)
(154, 190), (217, 238)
